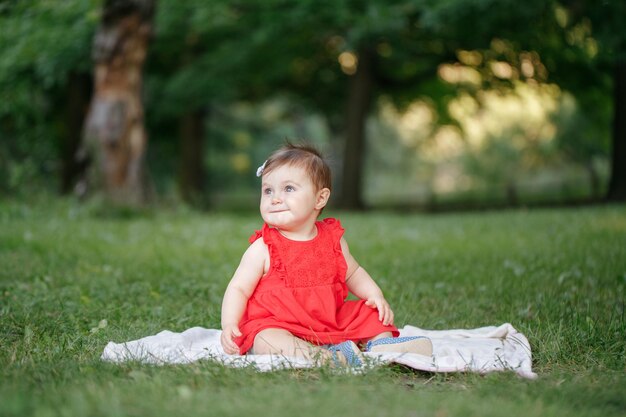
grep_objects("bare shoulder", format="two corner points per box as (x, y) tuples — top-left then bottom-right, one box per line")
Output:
(243, 237), (268, 260)
(339, 236), (351, 254)
(241, 237), (270, 273)
(340, 237), (358, 265)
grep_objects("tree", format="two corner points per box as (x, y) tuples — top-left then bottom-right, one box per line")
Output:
(561, 0), (626, 201)
(79, 0), (155, 205)
(237, 0), (563, 208)
(523, 0), (617, 200)
(509, 0), (625, 201)
(146, 0), (265, 204)
(0, 0), (97, 195)
(406, 0), (617, 201)
(208, 1), (454, 209)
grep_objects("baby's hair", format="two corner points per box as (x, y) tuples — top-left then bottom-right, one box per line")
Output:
(262, 142), (332, 191)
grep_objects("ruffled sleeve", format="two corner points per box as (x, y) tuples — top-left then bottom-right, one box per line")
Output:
(321, 217), (345, 240)
(248, 228), (263, 244)
(255, 224), (285, 275)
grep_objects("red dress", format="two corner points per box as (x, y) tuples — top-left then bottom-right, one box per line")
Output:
(235, 218), (399, 354)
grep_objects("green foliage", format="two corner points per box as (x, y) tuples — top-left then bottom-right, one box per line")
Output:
(0, 0), (99, 194)
(0, 0), (98, 88)
(417, 0), (551, 44)
(0, 0), (619, 205)
(563, 0), (626, 61)
(1, 200), (625, 416)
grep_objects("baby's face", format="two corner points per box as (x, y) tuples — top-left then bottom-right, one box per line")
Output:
(259, 164), (322, 232)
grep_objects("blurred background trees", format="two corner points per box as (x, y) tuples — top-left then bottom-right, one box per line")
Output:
(0, 0), (623, 209)
(79, 0), (155, 205)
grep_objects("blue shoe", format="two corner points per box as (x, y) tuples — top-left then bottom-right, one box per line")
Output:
(326, 341), (363, 366)
(365, 336), (432, 355)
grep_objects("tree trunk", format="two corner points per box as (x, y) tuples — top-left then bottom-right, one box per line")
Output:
(80, 0), (155, 206)
(338, 47), (375, 210)
(607, 59), (626, 201)
(61, 72), (92, 194)
(179, 110), (205, 203)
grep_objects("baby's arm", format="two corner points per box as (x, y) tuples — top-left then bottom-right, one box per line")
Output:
(341, 237), (394, 326)
(220, 238), (267, 354)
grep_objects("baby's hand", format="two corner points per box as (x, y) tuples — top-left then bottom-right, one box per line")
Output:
(365, 296), (394, 326)
(220, 325), (242, 355)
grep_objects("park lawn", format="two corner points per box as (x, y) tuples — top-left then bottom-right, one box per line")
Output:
(0, 199), (625, 417)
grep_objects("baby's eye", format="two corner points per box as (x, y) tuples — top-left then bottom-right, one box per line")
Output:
(285, 185), (296, 192)
(263, 188), (273, 195)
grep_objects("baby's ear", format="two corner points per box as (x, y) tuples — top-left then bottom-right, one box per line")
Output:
(315, 188), (331, 210)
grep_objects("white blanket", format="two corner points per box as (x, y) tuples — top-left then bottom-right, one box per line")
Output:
(101, 323), (537, 379)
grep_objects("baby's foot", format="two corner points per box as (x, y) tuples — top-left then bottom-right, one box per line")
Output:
(326, 340), (364, 367)
(365, 336), (433, 356)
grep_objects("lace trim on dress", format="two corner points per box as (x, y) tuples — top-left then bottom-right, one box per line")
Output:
(263, 225), (286, 275)
(249, 225), (286, 275)
(248, 219), (346, 289)
(322, 218), (345, 269)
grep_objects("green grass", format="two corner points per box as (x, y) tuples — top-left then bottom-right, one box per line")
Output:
(1, 199), (625, 417)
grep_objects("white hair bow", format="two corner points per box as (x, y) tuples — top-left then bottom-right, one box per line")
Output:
(256, 160), (267, 177)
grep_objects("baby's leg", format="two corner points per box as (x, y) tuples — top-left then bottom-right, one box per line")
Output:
(252, 328), (331, 362)
(366, 331), (394, 343)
